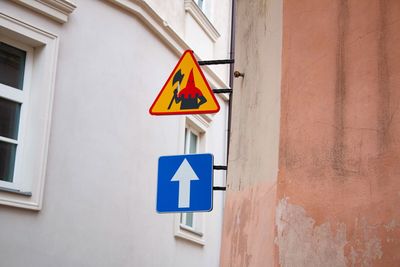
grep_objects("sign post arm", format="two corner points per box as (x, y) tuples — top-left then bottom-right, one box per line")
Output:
(212, 89), (232, 94)
(213, 186), (226, 191)
(198, 59), (235, 66)
(213, 165), (227, 191)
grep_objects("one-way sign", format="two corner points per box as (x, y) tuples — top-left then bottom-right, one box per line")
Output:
(156, 154), (213, 213)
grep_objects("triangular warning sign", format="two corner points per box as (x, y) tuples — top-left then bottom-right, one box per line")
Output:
(149, 50), (220, 115)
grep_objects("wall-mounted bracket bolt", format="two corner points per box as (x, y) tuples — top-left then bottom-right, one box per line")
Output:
(233, 70), (244, 78)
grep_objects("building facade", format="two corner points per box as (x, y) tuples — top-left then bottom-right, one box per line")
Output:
(221, 0), (400, 266)
(0, 0), (232, 266)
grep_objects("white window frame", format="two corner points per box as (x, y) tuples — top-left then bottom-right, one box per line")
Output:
(174, 115), (209, 245)
(184, 0), (220, 42)
(0, 13), (59, 210)
(195, 0), (213, 19)
(195, 0), (206, 13)
(180, 126), (201, 231)
(0, 37), (33, 191)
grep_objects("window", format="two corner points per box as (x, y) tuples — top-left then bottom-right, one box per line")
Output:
(175, 116), (208, 245)
(0, 14), (58, 210)
(0, 40), (31, 191)
(195, 0), (209, 16)
(180, 128), (200, 231)
(184, 0), (220, 42)
(196, 0), (204, 10)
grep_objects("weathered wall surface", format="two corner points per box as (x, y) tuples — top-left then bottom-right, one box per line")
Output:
(220, 0), (282, 266)
(221, 181), (277, 266)
(277, 0), (400, 266)
(221, 0), (400, 266)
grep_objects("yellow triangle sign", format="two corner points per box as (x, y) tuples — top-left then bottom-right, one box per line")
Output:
(149, 50), (220, 115)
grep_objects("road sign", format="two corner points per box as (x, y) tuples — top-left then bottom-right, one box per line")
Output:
(149, 50), (220, 115)
(156, 153), (213, 213)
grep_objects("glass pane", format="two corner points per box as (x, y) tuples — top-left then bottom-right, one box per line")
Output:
(0, 97), (21, 140)
(0, 42), (26, 90)
(197, 0), (204, 9)
(189, 132), (197, 154)
(184, 128), (188, 154)
(185, 213), (194, 227)
(0, 141), (17, 182)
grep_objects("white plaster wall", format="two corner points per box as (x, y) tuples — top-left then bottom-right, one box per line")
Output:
(145, 0), (186, 37)
(210, 0), (233, 82)
(146, 0), (232, 84)
(0, 0), (230, 266)
(183, 0), (232, 83)
(184, 14), (214, 58)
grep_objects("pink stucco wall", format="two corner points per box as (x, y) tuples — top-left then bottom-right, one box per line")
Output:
(277, 0), (400, 266)
(221, 0), (400, 266)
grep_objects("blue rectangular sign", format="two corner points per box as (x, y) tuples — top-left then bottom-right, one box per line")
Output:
(156, 153), (213, 213)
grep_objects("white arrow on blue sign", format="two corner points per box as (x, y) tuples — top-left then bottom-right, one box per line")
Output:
(156, 153), (213, 213)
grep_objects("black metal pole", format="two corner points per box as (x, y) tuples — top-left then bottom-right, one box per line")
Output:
(212, 89), (233, 94)
(198, 59), (234, 66)
(227, 0), (236, 171)
(213, 186), (227, 191)
(213, 165), (228, 170)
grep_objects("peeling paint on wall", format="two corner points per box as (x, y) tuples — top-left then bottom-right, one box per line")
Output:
(220, 181), (277, 267)
(362, 238), (382, 266)
(384, 219), (398, 232)
(275, 198), (347, 267)
(346, 218), (383, 267)
(275, 198), (388, 266)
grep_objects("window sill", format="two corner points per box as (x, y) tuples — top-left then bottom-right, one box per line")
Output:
(175, 225), (205, 246)
(174, 213), (205, 246)
(0, 186), (32, 196)
(184, 0), (220, 42)
(180, 224), (203, 237)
